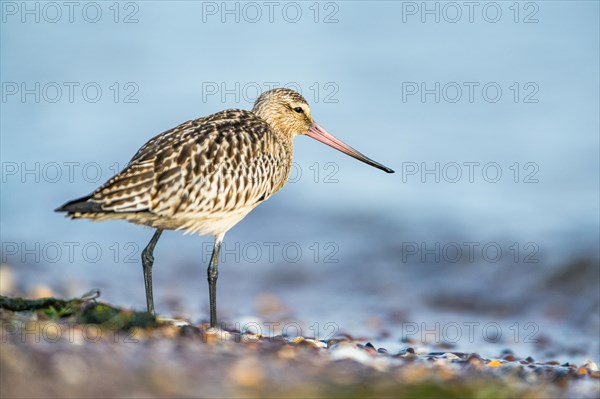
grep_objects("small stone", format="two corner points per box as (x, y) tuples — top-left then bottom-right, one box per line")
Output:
(307, 339), (326, 349)
(179, 325), (203, 339)
(582, 360), (599, 371)
(291, 336), (305, 344)
(425, 353), (438, 359)
(239, 332), (260, 344)
(296, 338), (322, 349)
(326, 336), (351, 347)
(330, 342), (372, 364)
(204, 327), (235, 343)
(503, 354), (517, 362)
(395, 348), (417, 359)
(487, 359), (502, 368)
(441, 353), (460, 360)
(466, 353), (483, 364)
(362, 342), (377, 355)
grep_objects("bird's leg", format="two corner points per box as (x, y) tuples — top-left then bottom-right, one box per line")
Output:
(141, 229), (163, 316)
(207, 234), (224, 328)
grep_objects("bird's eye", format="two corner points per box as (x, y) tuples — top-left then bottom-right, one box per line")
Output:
(293, 107), (304, 113)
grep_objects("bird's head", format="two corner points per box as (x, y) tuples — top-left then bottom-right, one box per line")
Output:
(253, 88), (394, 174)
(252, 88), (314, 138)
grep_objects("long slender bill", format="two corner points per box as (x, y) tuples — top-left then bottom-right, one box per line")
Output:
(307, 122), (395, 173)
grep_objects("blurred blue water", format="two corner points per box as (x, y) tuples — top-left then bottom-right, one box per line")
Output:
(1, 1), (599, 360)
(2, 1), (598, 245)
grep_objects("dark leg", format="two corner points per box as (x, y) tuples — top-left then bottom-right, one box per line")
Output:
(141, 229), (163, 316)
(207, 234), (224, 328)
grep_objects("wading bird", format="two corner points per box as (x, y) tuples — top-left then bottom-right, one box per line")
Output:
(56, 88), (394, 327)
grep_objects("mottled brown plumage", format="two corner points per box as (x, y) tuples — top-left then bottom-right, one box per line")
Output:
(56, 88), (393, 326)
(58, 92), (302, 236)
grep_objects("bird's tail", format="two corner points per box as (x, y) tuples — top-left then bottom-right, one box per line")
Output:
(55, 195), (103, 215)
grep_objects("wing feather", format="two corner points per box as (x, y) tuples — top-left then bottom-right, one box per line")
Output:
(87, 109), (290, 219)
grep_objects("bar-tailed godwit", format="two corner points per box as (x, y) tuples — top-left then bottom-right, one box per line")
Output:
(56, 88), (394, 327)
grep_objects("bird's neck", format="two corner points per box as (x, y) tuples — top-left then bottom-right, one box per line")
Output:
(252, 105), (297, 140)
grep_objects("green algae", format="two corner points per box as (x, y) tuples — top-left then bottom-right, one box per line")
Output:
(0, 291), (156, 330)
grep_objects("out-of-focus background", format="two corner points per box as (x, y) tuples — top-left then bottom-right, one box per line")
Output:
(1, 1), (598, 364)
